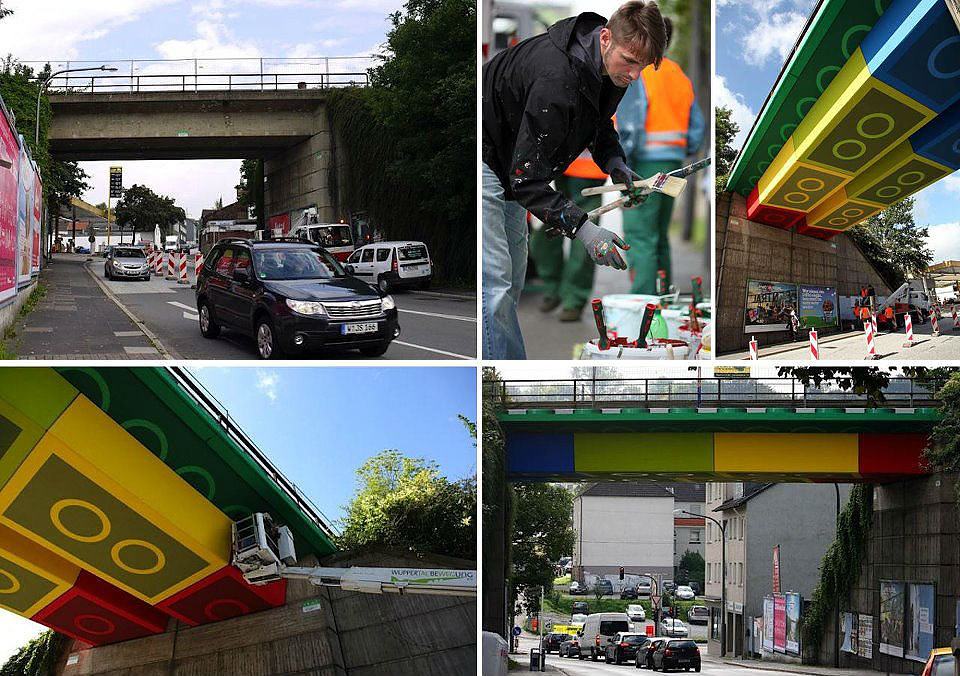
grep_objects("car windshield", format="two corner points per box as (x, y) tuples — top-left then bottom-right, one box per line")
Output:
(307, 226), (352, 247)
(599, 621), (630, 635)
(623, 636), (646, 644)
(114, 248), (144, 258)
(669, 641), (697, 649)
(253, 248), (344, 280)
(398, 244), (427, 260)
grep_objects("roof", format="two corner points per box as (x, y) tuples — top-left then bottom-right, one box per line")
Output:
(714, 483), (774, 511)
(578, 482), (705, 500)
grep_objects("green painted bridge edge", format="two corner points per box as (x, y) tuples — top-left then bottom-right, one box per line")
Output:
(134, 368), (337, 557)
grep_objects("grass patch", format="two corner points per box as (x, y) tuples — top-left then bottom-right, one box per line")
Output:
(544, 593), (699, 621)
(554, 574), (571, 586)
(0, 282), (47, 359)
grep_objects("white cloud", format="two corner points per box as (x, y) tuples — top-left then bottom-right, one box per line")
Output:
(0, 616), (45, 664)
(0, 0), (178, 61)
(940, 173), (960, 196)
(742, 10), (807, 67)
(256, 369), (280, 402)
(154, 19), (262, 60)
(714, 75), (756, 151)
(927, 222), (960, 262)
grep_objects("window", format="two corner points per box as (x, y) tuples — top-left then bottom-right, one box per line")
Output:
(376, 248), (390, 262)
(690, 530), (702, 544)
(215, 247), (235, 276)
(738, 563), (743, 586)
(361, 248), (375, 263)
(233, 249), (251, 276)
(347, 250), (362, 263)
(710, 609), (720, 640)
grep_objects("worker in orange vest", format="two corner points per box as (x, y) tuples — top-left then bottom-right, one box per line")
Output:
(529, 149), (607, 321)
(617, 22), (704, 295)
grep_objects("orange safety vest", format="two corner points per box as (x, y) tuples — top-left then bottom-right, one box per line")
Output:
(639, 58), (693, 149)
(564, 116), (617, 179)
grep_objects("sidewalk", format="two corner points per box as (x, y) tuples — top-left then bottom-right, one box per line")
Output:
(4, 254), (163, 359)
(702, 653), (910, 676)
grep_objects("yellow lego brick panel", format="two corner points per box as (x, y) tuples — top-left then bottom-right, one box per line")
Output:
(845, 141), (951, 207)
(0, 522), (78, 618)
(807, 190), (884, 230)
(715, 433), (859, 473)
(757, 159), (848, 212)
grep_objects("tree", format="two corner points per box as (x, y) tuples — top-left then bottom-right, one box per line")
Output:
(337, 449), (476, 560)
(1, 631), (65, 676)
(235, 158), (263, 224)
(715, 106), (739, 192)
(0, 2), (11, 21)
(511, 483), (576, 615)
(113, 184), (185, 243)
(678, 550), (704, 587)
(846, 198), (932, 289)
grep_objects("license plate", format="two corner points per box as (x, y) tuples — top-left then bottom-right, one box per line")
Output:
(342, 322), (378, 335)
(678, 659), (690, 664)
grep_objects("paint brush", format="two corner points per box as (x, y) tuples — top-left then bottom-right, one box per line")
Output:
(636, 303), (656, 348)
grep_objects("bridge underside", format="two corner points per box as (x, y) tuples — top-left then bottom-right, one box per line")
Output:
(50, 135), (306, 161)
(500, 408), (937, 482)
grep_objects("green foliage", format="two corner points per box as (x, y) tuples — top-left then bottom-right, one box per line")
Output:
(801, 484), (873, 657)
(1, 630), (66, 676)
(337, 449), (476, 560)
(544, 593), (698, 622)
(846, 198), (931, 289)
(715, 106), (738, 186)
(114, 184), (185, 242)
(678, 550), (705, 587)
(234, 158), (262, 222)
(0, 3), (11, 20)
(922, 372), (960, 508)
(778, 366), (954, 406)
(327, 0), (475, 285)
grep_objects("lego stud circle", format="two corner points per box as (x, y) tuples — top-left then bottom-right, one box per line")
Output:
(51, 499), (112, 544)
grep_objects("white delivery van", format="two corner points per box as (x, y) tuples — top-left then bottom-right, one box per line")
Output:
(579, 612), (631, 661)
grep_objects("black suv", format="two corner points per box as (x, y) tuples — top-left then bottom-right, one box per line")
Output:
(196, 239), (400, 359)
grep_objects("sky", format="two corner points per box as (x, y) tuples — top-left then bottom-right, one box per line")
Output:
(0, 365), (477, 663)
(716, 0), (960, 262)
(0, 0), (404, 218)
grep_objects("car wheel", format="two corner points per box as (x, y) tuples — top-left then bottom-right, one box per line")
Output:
(377, 275), (390, 293)
(198, 301), (220, 339)
(591, 650), (598, 662)
(256, 317), (282, 359)
(616, 651), (622, 665)
(695, 666), (701, 672)
(358, 341), (390, 357)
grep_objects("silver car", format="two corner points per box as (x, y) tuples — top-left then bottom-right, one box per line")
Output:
(105, 246), (151, 281)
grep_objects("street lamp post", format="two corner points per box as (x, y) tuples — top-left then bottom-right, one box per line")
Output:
(676, 508), (726, 656)
(35, 65), (117, 145)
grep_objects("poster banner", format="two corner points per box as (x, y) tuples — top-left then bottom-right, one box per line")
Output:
(858, 614), (874, 659)
(30, 166), (41, 274)
(880, 581), (905, 657)
(773, 594), (786, 653)
(905, 583), (935, 662)
(763, 597), (774, 652)
(798, 285), (838, 329)
(268, 213), (290, 237)
(841, 613), (855, 654)
(16, 137), (29, 285)
(785, 592), (801, 655)
(772, 545), (781, 594)
(744, 280), (798, 333)
(0, 98), (19, 303)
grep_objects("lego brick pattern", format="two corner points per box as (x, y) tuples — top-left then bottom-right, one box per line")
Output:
(157, 565), (286, 627)
(505, 433), (574, 476)
(746, 187), (807, 230)
(858, 434), (927, 475)
(912, 99), (960, 169)
(574, 433), (715, 474)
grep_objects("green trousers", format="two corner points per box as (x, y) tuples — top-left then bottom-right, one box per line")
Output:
(622, 159), (682, 295)
(529, 175), (603, 310)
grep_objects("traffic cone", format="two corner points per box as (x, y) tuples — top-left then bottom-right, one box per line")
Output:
(809, 329), (819, 360)
(749, 336), (758, 360)
(865, 321), (878, 359)
(902, 313), (914, 348)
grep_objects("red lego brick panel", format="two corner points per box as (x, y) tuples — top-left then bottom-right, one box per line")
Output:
(746, 186), (806, 230)
(858, 434), (928, 476)
(157, 565), (286, 627)
(795, 222), (842, 240)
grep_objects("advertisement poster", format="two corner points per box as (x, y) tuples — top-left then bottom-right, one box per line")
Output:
(785, 592), (801, 655)
(773, 594), (786, 653)
(763, 597), (774, 652)
(841, 613), (855, 654)
(744, 280), (798, 333)
(880, 581), (905, 657)
(16, 138), (29, 285)
(858, 614), (874, 659)
(905, 583), (935, 662)
(0, 100), (19, 303)
(30, 168), (40, 274)
(268, 212), (290, 237)
(798, 285), (838, 329)
(772, 545), (781, 594)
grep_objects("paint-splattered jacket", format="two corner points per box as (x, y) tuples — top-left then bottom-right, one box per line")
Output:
(482, 13), (627, 238)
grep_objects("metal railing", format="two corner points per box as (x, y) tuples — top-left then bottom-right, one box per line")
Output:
(484, 376), (939, 409)
(25, 57), (375, 93)
(167, 366), (340, 542)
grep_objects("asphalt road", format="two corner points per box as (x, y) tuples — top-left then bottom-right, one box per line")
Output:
(96, 266), (477, 360)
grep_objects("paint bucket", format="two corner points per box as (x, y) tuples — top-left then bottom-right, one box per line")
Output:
(580, 338), (690, 360)
(679, 318), (710, 357)
(600, 294), (661, 342)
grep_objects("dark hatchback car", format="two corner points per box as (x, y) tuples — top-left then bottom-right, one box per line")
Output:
(604, 633), (650, 665)
(543, 633), (571, 654)
(651, 639), (701, 672)
(196, 239), (400, 359)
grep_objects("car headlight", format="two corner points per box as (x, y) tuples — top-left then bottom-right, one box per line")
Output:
(381, 295), (395, 311)
(285, 299), (327, 316)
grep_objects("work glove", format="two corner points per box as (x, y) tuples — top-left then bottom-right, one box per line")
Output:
(575, 219), (629, 270)
(605, 156), (644, 209)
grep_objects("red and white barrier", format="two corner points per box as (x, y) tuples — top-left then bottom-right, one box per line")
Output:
(195, 250), (204, 281)
(952, 309), (958, 331)
(166, 252), (176, 280)
(902, 313), (914, 348)
(155, 251), (163, 275)
(809, 329), (819, 360)
(871, 313), (878, 336)
(932, 311), (941, 337)
(749, 336), (758, 361)
(864, 321), (878, 359)
(178, 251), (188, 284)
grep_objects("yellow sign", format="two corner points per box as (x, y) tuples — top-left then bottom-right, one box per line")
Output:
(713, 366), (751, 379)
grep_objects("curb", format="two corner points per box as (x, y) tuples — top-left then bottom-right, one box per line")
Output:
(705, 657), (854, 676)
(408, 289), (477, 301)
(83, 262), (177, 360)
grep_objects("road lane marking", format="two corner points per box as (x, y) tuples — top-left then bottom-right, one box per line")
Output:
(397, 308), (476, 322)
(167, 301), (197, 312)
(123, 346), (160, 355)
(391, 340), (472, 359)
(114, 331), (144, 337)
(183, 312), (199, 322)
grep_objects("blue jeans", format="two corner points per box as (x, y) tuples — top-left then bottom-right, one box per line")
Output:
(482, 162), (528, 359)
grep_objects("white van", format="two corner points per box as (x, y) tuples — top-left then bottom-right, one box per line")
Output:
(578, 612), (631, 661)
(346, 241), (432, 293)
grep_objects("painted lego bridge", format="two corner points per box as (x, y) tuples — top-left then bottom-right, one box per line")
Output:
(0, 368), (336, 646)
(500, 407), (939, 482)
(725, 0), (960, 240)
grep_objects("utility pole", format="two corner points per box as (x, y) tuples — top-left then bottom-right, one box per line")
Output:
(677, 508), (726, 656)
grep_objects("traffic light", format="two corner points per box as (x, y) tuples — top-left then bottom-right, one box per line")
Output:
(619, 566), (624, 580)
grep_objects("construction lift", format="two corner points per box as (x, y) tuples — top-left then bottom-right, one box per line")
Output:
(231, 513), (477, 598)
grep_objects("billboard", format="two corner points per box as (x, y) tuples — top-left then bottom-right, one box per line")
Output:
(841, 612), (855, 654)
(268, 213), (290, 237)
(798, 285), (838, 329)
(763, 597), (774, 652)
(773, 593), (786, 653)
(880, 580), (905, 657)
(858, 614), (873, 659)
(785, 592), (801, 655)
(16, 136), (29, 285)
(0, 98), (19, 303)
(905, 583), (935, 662)
(744, 280), (797, 333)
(31, 168), (41, 274)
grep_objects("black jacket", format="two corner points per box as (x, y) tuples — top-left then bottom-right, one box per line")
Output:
(482, 13), (627, 237)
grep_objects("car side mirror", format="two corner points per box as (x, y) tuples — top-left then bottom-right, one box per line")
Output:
(345, 264), (355, 275)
